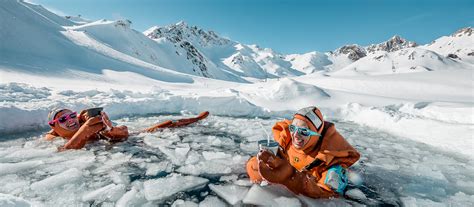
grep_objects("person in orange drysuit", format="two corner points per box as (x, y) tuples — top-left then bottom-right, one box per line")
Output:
(45, 107), (209, 150)
(246, 106), (360, 198)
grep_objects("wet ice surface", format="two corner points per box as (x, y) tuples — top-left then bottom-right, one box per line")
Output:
(0, 114), (473, 206)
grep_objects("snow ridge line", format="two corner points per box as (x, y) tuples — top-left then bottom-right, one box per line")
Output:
(18, 0), (62, 28)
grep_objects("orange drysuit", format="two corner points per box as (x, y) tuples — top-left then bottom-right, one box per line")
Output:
(45, 110), (129, 150)
(45, 110), (210, 150)
(246, 119), (360, 198)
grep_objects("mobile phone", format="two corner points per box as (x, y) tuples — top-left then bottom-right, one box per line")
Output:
(86, 107), (103, 117)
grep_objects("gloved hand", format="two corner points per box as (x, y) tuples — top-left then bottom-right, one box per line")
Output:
(257, 150), (294, 184)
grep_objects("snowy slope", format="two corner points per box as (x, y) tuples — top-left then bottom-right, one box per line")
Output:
(65, 20), (245, 82)
(286, 51), (332, 74)
(421, 27), (474, 64)
(20, 0), (75, 27)
(0, 0), (193, 84)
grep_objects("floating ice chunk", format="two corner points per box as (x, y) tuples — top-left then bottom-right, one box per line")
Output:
(176, 161), (232, 176)
(143, 133), (180, 148)
(4, 148), (55, 161)
(0, 160), (43, 176)
(41, 152), (95, 174)
(175, 145), (191, 157)
(347, 170), (363, 186)
(0, 193), (32, 207)
(178, 153), (249, 176)
(400, 196), (444, 207)
(143, 173), (208, 201)
(446, 192), (474, 207)
(233, 178), (253, 187)
(345, 188), (367, 200)
(415, 165), (447, 181)
(297, 195), (351, 206)
(93, 152), (132, 174)
(209, 184), (249, 205)
(0, 175), (30, 194)
(202, 151), (232, 160)
(219, 174), (238, 182)
(172, 199), (199, 207)
(30, 168), (83, 191)
(198, 196), (226, 207)
(273, 196), (301, 207)
(116, 187), (148, 207)
(109, 171), (130, 185)
(145, 161), (173, 176)
(100, 202), (115, 207)
(239, 142), (258, 154)
(242, 184), (294, 206)
(82, 183), (126, 202)
(158, 146), (189, 165)
(108, 152), (133, 166)
(185, 150), (202, 165)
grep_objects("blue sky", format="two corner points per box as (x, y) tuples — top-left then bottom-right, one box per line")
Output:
(31, 0), (474, 54)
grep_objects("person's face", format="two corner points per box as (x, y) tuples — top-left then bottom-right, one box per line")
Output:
(54, 109), (80, 132)
(290, 118), (311, 149)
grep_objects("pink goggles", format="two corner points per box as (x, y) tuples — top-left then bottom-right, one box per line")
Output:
(48, 112), (77, 126)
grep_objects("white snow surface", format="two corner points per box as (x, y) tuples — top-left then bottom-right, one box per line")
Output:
(0, 1), (473, 206)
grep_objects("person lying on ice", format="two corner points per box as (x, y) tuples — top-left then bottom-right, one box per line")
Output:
(246, 106), (360, 198)
(45, 107), (209, 150)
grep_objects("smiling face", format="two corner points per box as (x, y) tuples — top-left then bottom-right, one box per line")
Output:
(54, 109), (80, 132)
(291, 118), (311, 149)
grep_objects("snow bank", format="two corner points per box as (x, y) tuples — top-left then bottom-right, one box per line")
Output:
(338, 102), (474, 157)
(0, 83), (270, 134)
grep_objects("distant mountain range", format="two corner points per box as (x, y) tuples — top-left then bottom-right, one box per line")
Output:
(1, 0), (472, 82)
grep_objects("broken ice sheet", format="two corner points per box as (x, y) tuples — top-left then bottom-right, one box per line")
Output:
(209, 183), (249, 205)
(143, 173), (208, 201)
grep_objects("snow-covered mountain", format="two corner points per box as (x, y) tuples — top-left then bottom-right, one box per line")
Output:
(420, 27), (474, 64)
(366, 35), (417, 53)
(285, 51), (332, 74)
(286, 35), (420, 74)
(2, 0), (472, 83)
(0, 0), (194, 85)
(330, 30), (473, 76)
(144, 22), (303, 79)
(330, 47), (472, 76)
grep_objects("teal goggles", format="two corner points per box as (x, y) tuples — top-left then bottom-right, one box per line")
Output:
(289, 125), (321, 137)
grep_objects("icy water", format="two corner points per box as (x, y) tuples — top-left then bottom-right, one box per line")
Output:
(0, 114), (473, 206)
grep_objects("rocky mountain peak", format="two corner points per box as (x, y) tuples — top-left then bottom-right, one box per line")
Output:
(144, 21), (231, 47)
(335, 44), (367, 61)
(452, 27), (473, 37)
(367, 35), (417, 53)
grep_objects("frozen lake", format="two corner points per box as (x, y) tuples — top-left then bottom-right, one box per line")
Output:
(0, 114), (473, 206)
